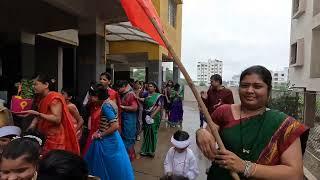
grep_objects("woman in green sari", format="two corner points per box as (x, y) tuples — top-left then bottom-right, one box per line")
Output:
(196, 66), (309, 180)
(140, 82), (163, 157)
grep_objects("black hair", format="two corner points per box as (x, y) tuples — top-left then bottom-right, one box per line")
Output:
(34, 74), (56, 91)
(173, 130), (189, 141)
(100, 72), (112, 81)
(1, 137), (41, 165)
(61, 88), (74, 98)
(88, 83), (109, 101)
(22, 129), (46, 147)
(174, 83), (180, 91)
(37, 150), (88, 180)
(166, 80), (174, 87)
(210, 74), (222, 85)
(129, 78), (134, 84)
(134, 80), (142, 86)
(240, 65), (272, 93)
(160, 175), (189, 180)
(115, 80), (129, 90)
(148, 82), (160, 93)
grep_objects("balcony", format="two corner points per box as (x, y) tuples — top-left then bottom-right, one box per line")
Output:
(292, 0), (306, 19)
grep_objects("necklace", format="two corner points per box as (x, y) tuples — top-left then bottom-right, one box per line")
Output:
(239, 105), (266, 155)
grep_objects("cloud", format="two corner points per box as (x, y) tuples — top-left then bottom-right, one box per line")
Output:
(181, 0), (292, 80)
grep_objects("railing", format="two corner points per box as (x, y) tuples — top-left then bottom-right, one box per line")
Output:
(269, 90), (320, 179)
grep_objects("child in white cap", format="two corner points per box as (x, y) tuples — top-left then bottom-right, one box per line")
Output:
(164, 130), (199, 180)
(0, 126), (21, 154)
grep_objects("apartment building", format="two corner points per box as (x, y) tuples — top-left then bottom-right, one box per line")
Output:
(197, 59), (223, 84)
(271, 67), (289, 88)
(289, 0), (320, 91)
(289, 0), (320, 178)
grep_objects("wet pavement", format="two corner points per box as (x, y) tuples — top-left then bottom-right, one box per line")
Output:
(133, 101), (211, 180)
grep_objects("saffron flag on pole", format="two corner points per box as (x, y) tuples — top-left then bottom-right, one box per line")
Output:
(120, 0), (167, 49)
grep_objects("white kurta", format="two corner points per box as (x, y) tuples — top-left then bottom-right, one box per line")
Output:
(164, 147), (200, 180)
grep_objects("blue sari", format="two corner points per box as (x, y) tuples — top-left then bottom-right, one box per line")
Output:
(84, 101), (134, 180)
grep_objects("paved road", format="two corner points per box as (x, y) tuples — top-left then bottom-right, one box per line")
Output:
(133, 101), (211, 180)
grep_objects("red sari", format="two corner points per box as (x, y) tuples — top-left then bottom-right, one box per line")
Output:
(83, 103), (101, 156)
(37, 92), (80, 155)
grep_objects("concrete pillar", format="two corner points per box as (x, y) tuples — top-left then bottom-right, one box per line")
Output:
(106, 63), (114, 83)
(77, 18), (106, 98)
(304, 91), (316, 128)
(57, 47), (63, 91)
(147, 60), (162, 89)
(173, 63), (179, 84)
(20, 32), (35, 78)
(114, 64), (130, 82)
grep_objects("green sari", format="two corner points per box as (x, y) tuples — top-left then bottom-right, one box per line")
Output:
(207, 105), (309, 180)
(140, 93), (162, 156)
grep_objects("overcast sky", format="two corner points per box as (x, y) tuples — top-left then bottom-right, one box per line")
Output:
(181, 0), (292, 81)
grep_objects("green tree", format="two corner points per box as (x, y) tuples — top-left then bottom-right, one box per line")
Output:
(199, 81), (206, 86)
(165, 68), (173, 82)
(132, 69), (145, 81)
(269, 90), (303, 120)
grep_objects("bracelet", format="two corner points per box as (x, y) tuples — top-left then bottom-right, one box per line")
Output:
(243, 160), (254, 178)
(251, 163), (257, 177)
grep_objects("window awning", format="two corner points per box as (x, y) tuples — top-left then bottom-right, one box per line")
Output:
(106, 22), (158, 44)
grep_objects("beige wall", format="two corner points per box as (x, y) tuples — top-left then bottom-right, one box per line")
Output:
(152, 0), (183, 59)
(290, 0), (320, 91)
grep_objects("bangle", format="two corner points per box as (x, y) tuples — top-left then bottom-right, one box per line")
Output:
(251, 163), (257, 177)
(243, 160), (254, 178)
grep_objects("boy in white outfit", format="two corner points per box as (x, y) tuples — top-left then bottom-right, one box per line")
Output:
(164, 130), (199, 180)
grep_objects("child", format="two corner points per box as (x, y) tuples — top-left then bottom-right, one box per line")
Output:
(0, 126), (21, 154)
(61, 88), (84, 140)
(199, 91), (207, 128)
(0, 133), (44, 180)
(164, 130), (199, 180)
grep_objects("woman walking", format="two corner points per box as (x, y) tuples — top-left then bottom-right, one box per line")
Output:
(196, 66), (309, 179)
(168, 83), (184, 127)
(17, 74), (80, 155)
(84, 84), (134, 180)
(139, 82), (163, 157)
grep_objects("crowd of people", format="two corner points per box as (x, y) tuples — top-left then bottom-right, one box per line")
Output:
(0, 71), (187, 180)
(0, 65), (310, 180)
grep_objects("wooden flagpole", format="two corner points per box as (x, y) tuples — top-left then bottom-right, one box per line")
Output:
(148, 18), (240, 180)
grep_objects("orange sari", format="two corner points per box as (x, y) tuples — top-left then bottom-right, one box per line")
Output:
(38, 92), (80, 155)
(108, 88), (122, 132)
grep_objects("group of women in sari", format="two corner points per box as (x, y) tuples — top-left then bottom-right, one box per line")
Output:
(163, 80), (184, 127)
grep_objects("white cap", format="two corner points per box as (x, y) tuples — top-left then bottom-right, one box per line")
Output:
(0, 126), (21, 138)
(171, 136), (190, 149)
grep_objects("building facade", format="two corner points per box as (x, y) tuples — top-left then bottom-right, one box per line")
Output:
(197, 59), (223, 84)
(0, 0), (183, 104)
(289, 0), (320, 91)
(271, 67), (289, 88)
(105, 0), (183, 86)
(289, 1), (320, 178)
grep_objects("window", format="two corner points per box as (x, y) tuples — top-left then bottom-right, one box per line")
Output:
(290, 43), (298, 64)
(168, 0), (177, 27)
(274, 73), (278, 76)
(281, 74), (285, 76)
(290, 39), (304, 66)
